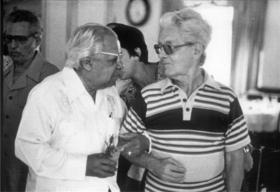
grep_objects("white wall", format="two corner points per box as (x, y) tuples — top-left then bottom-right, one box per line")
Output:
(77, 0), (107, 25)
(43, 0), (108, 69)
(44, 0), (67, 69)
(43, 0), (169, 67)
(257, 0), (280, 90)
(112, 0), (162, 62)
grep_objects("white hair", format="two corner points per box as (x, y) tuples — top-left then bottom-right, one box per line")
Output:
(65, 23), (117, 68)
(159, 8), (212, 48)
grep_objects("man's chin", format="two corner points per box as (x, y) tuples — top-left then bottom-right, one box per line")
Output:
(119, 76), (130, 80)
(10, 57), (23, 64)
(164, 71), (174, 78)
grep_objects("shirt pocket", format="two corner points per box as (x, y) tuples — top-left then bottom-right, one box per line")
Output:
(54, 120), (87, 153)
(103, 116), (123, 146)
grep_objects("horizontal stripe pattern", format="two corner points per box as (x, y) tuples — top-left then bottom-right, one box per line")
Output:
(143, 87), (181, 117)
(145, 171), (226, 192)
(194, 85), (235, 114)
(149, 129), (225, 155)
(122, 78), (249, 192)
(122, 108), (145, 133)
(226, 115), (250, 146)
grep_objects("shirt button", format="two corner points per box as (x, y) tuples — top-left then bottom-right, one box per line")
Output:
(186, 108), (190, 112)
(4, 133), (9, 138)
(8, 96), (13, 100)
(5, 115), (10, 119)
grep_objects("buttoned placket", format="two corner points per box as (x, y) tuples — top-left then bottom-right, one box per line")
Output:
(173, 87), (192, 121)
(175, 84), (205, 121)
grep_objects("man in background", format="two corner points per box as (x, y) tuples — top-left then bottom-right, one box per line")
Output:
(108, 23), (157, 192)
(2, 9), (58, 191)
(107, 23), (157, 107)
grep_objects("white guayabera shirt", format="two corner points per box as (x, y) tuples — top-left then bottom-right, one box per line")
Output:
(15, 67), (126, 192)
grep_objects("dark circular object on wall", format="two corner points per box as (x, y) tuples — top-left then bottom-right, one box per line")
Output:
(125, 0), (151, 26)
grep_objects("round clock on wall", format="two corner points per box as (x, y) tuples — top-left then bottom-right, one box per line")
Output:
(125, 0), (151, 26)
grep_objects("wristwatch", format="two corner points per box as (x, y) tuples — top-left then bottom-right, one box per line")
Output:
(243, 144), (253, 153)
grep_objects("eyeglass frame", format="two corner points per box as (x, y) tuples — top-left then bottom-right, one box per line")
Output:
(154, 42), (196, 55)
(80, 51), (123, 69)
(4, 33), (37, 44)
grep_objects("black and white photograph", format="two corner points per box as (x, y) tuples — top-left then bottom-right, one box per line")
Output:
(1, 0), (280, 191)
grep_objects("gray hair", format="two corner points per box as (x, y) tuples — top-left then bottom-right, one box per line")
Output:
(159, 8), (212, 48)
(65, 23), (118, 68)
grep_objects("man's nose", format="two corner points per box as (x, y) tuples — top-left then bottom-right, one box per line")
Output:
(158, 48), (168, 59)
(116, 60), (123, 70)
(10, 39), (19, 49)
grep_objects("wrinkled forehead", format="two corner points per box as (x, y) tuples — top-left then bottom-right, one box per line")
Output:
(159, 25), (197, 43)
(5, 21), (31, 35)
(94, 33), (120, 53)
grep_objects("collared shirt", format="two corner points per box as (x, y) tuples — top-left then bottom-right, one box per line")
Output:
(15, 67), (125, 192)
(2, 52), (58, 191)
(122, 70), (250, 192)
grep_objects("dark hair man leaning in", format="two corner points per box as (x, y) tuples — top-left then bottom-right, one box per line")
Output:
(107, 23), (158, 192)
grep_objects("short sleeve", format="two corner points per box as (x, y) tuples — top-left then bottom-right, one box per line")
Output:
(225, 97), (251, 152)
(121, 91), (147, 134)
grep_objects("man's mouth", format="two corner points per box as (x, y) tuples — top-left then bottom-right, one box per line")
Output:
(10, 52), (21, 57)
(159, 60), (170, 66)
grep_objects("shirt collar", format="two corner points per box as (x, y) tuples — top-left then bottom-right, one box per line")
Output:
(26, 51), (45, 82)
(5, 51), (44, 90)
(61, 67), (89, 102)
(160, 68), (221, 93)
(160, 78), (175, 93)
(203, 69), (221, 90)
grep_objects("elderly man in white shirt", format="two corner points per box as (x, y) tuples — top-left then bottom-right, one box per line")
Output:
(15, 23), (149, 192)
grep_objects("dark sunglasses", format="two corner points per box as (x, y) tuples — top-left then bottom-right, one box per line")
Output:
(4, 34), (35, 44)
(154, 42), (195, 55)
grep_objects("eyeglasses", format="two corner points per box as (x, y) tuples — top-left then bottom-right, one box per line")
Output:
(81, 51), (123, 68)
(4, 34), (35, 44)
(96, 51), (122, 57)
(96, 51), (123, 69)
(154, 42), (195, 55)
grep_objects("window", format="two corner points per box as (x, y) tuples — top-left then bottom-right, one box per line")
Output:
(185, 2), (233, 86)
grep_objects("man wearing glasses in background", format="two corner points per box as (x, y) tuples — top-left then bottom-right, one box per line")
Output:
(122, 8), (251, 192)
(2, 9), (58, 192)
(14, 23), (148, 192)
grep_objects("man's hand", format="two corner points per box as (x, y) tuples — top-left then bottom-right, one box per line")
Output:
(149, 157), (186, 183)
(119, 133), (149, 158)
(86, 153), (117, 178)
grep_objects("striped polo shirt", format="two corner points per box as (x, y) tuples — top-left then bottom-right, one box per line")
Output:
(122, 71), (250, 192)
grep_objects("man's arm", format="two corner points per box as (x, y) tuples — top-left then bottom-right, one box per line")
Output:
(225, 148), (244, 192)
(122, 151), (186, 183)
(15, 90), (90, 180)
(120, 94), (186, 183)
(225, 96), (251, 191)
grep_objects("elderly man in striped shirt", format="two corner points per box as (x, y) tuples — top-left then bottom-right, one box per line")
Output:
(121, 8), (251, 192)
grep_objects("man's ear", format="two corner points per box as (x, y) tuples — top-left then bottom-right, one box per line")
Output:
(134, 47), (142, 58)
(33, 33), (42, 49)
(193, 43), (204, 59)
(80, 59), (93, 71)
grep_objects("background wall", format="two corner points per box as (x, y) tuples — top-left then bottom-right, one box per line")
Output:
(111, 0), (162, 62)
(43, 0), (67, 69)
(257, 0), (280, 91)
(41, 0), (184, 68)
(3, 0), (280, 94)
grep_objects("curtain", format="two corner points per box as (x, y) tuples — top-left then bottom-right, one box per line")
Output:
(231, 0), (267, 96)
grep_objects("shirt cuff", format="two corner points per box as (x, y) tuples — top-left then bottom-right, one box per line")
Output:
(142, 131), (152, 153)
(64, 153), (87, 180)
